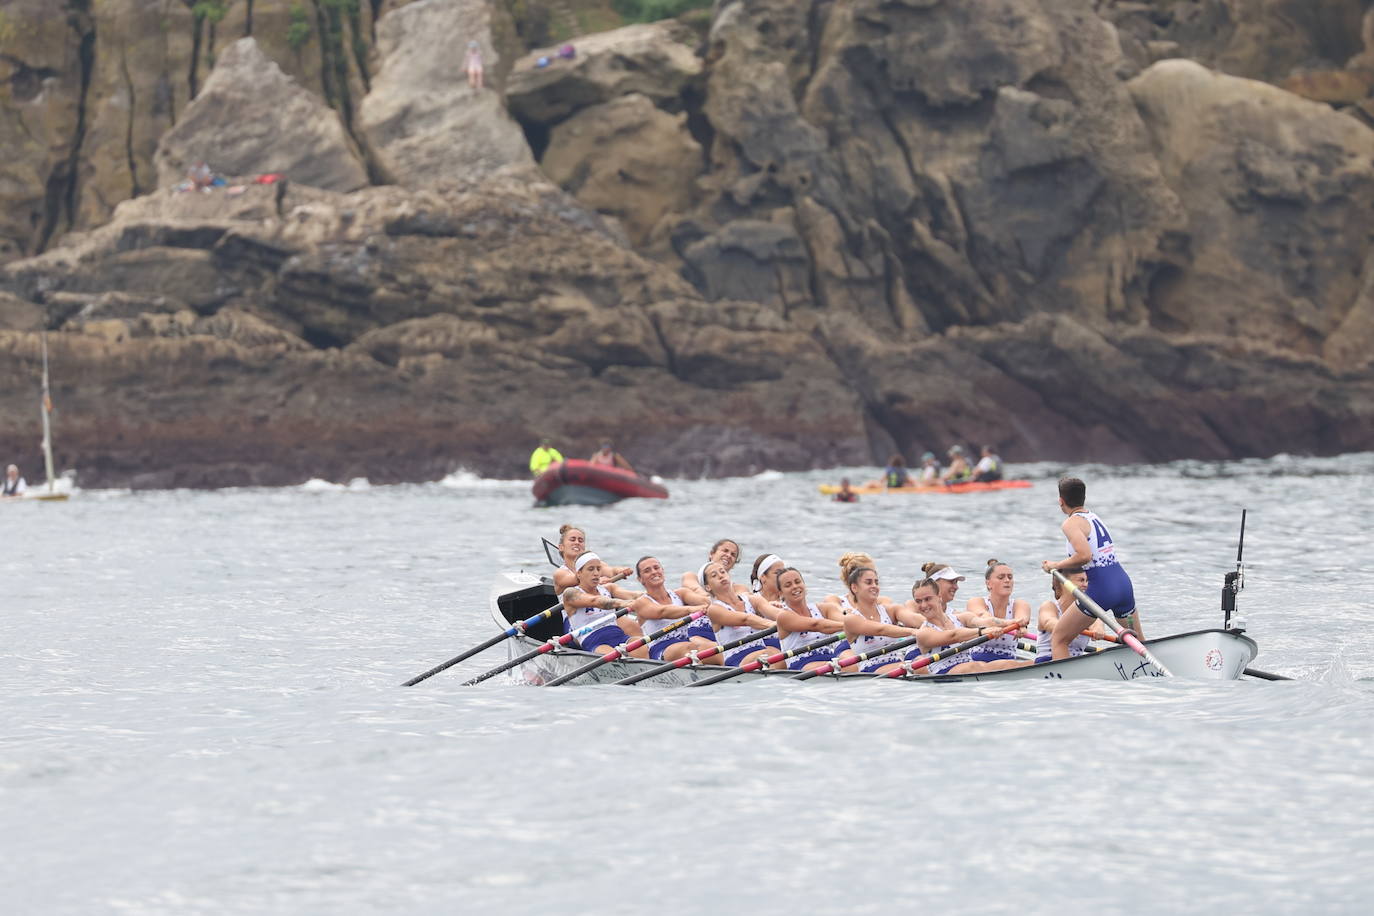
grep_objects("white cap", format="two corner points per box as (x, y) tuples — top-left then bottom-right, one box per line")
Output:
(929, 567), (965, 582)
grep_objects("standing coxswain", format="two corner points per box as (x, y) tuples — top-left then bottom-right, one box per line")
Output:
(1041, 476), (1143, 659)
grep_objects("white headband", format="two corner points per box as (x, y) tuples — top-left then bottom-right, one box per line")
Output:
(574, 552), (601, 572)
(753, 555), (785, 591)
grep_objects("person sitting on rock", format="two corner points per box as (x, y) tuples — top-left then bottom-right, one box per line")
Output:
(589, 440), (636, 474)
(465, 40), (484, 90)
(972, 445), (1003, 482)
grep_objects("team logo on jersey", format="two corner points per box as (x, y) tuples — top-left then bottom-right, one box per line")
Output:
(1204, 649), (1223, 671)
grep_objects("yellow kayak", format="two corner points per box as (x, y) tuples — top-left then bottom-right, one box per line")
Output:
(819, 480), (1032, 495)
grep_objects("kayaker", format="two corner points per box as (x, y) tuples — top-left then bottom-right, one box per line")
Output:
(917, 452), (940, 483)
(774, 567), (851, 671)
(631, 556), (719, 664)
(833, 478), (859, 502)
(589, 440), (636, 474)
(940, 445), (972, 483)
(1041, 476), (1144, 657)
(680, 538), (741, 596)
(562, 552), (648, 657)
(971, 445), (1003, 482)
(909, 578), (1028, 674)
(958, 559), (1032, 664)
(552, 524), (631, 592)
(2, 464), (26, 498)
(528, 437), (563, 477)
(702, 561), (783, 668)
(1034, 566), (1101, 663)
(882, 453), (912, 488)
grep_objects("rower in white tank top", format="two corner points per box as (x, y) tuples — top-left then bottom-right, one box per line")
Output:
(780, 602), (834, 655)
(969, 596), (1019, 661)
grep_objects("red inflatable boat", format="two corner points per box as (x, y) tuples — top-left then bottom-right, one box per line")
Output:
(531, 460), (670, 507)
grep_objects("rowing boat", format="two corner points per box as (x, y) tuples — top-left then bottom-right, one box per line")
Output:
(487, 572), (1260, 685)
(818, 480), (1032, 496)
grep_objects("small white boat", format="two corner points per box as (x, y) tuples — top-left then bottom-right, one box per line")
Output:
(486, 572), (1262, 686)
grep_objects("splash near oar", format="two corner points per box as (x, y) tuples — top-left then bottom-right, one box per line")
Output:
(1048, 570), (1174, 677)
(542, 611), (709, 687)
(403, 571), (629, 686)
(610, 627), (780, 686)
(461, 605), (635, 687)
(684, 633), (846, 688)
(791, 634), (922, 682)
(879, 627), (1019, 679)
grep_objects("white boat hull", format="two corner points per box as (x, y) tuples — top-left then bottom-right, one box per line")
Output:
(487, 572), (1261, 686)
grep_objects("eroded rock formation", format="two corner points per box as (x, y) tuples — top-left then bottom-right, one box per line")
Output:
(2, 0), (1373, 487)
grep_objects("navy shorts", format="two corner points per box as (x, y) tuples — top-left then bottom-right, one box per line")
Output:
(578, 625), (628, 653)
(1086, 564), (1136, 618)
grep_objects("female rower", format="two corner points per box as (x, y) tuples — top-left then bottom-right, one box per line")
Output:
(562, 552), (648, 657)
(552, 524), (631, 591)
(900, 561), (964, 618)
(825, 551), (901, 613)
(774, 567), (850, 671)
(1034, 566), (1101, 663)
(681, 538), (741, 597)
(632, 556), (721, 664)
(958, 559), (1032, 665)
(749, 553), (788, 605)
(909, 578), (1027, 674)
(841, 564), (925, 674)
(703, 561), (783, 668)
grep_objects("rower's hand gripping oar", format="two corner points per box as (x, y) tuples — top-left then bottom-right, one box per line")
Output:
(607, 626), (780, 686)
(462, 600), (636, 687)
(402, 570), (630, 686)
(1047, 569), (1174, 677)
(878, 625), (1020, 678)
(685, 633), (846, 687)
(542, 609), (711, 687)
(790, 633), (922, 681)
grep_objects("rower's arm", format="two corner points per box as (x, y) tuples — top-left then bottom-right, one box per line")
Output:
(843, 615), (919, 641)
(1012, 598), (1033, 627)
(553, 567), (576, 591)
(746, 593), (781, 620)
(776, 607), (843, 635)
(1049, 517), (1093, 570)
(915, 625), (979, 649)
(1037, 600), (1059, 634)
(632, 596), (694, 620)
(893, 604), (925, 628)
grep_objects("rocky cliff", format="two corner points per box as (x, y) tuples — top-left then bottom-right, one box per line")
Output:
(2, 0), (1373, 486)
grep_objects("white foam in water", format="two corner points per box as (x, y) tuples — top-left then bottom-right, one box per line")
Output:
(299, 478), (346, 492)
(437, 469), (524, 489)
(748, 469), (785, 481)
(346, 478), (371, 491)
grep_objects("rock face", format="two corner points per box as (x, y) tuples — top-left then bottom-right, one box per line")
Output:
(506, 20), (703, 124)
(155, 38), (369, 193)
(4, 0), (1374, 488)
(358, 0), (535, 186)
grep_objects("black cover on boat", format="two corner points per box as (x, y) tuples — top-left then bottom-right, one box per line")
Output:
(496, 579), (563, 641)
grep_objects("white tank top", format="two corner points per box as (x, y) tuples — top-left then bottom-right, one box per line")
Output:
(566, 585), (620, 638)
(640, 591), (686, 639)
(780, 602), (832, 655)
(849, 602), (906, 664)
(1036, 605), (1092, 658)
(711, 594), (762, 646)
(975, 597), (1019, 658)
(922, 611), (974, 673)
(1067, 510), (1121, 570)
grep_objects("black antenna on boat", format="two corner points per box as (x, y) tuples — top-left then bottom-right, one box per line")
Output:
(1222, 509), (1247, 632)
(541, 537), (562, 568)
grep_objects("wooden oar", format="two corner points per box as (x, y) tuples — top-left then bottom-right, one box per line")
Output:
(610, 626), (780, 686)
(879, 626), (1019, 679)
(684, 633), (846, 687)
(461, 604), (635, 687)
(791, 634), (921, 681)
(1047, 570), (1174, 677)
(542, 610), (710, 687)
(402, 572), (629, 686)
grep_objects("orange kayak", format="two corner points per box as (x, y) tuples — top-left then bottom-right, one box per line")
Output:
(818, 479), (1032, 495)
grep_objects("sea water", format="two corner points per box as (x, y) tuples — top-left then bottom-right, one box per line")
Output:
(3, 456), (1372, 914)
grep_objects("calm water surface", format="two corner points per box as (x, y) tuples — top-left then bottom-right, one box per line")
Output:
(3, 457), (1373, 914)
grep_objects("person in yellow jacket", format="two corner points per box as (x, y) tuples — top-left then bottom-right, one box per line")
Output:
(529, 438), (564, 477)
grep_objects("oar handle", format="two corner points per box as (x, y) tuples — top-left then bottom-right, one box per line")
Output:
(461, 606), (633, 687)
(885, 625), (1021, 678)
(610, 626), (779, 686)
(792, 633), (921, 681)
(542, 609), (708, 687)
(1047, 569), (1174, 677)
(686, 632), (846, 688)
